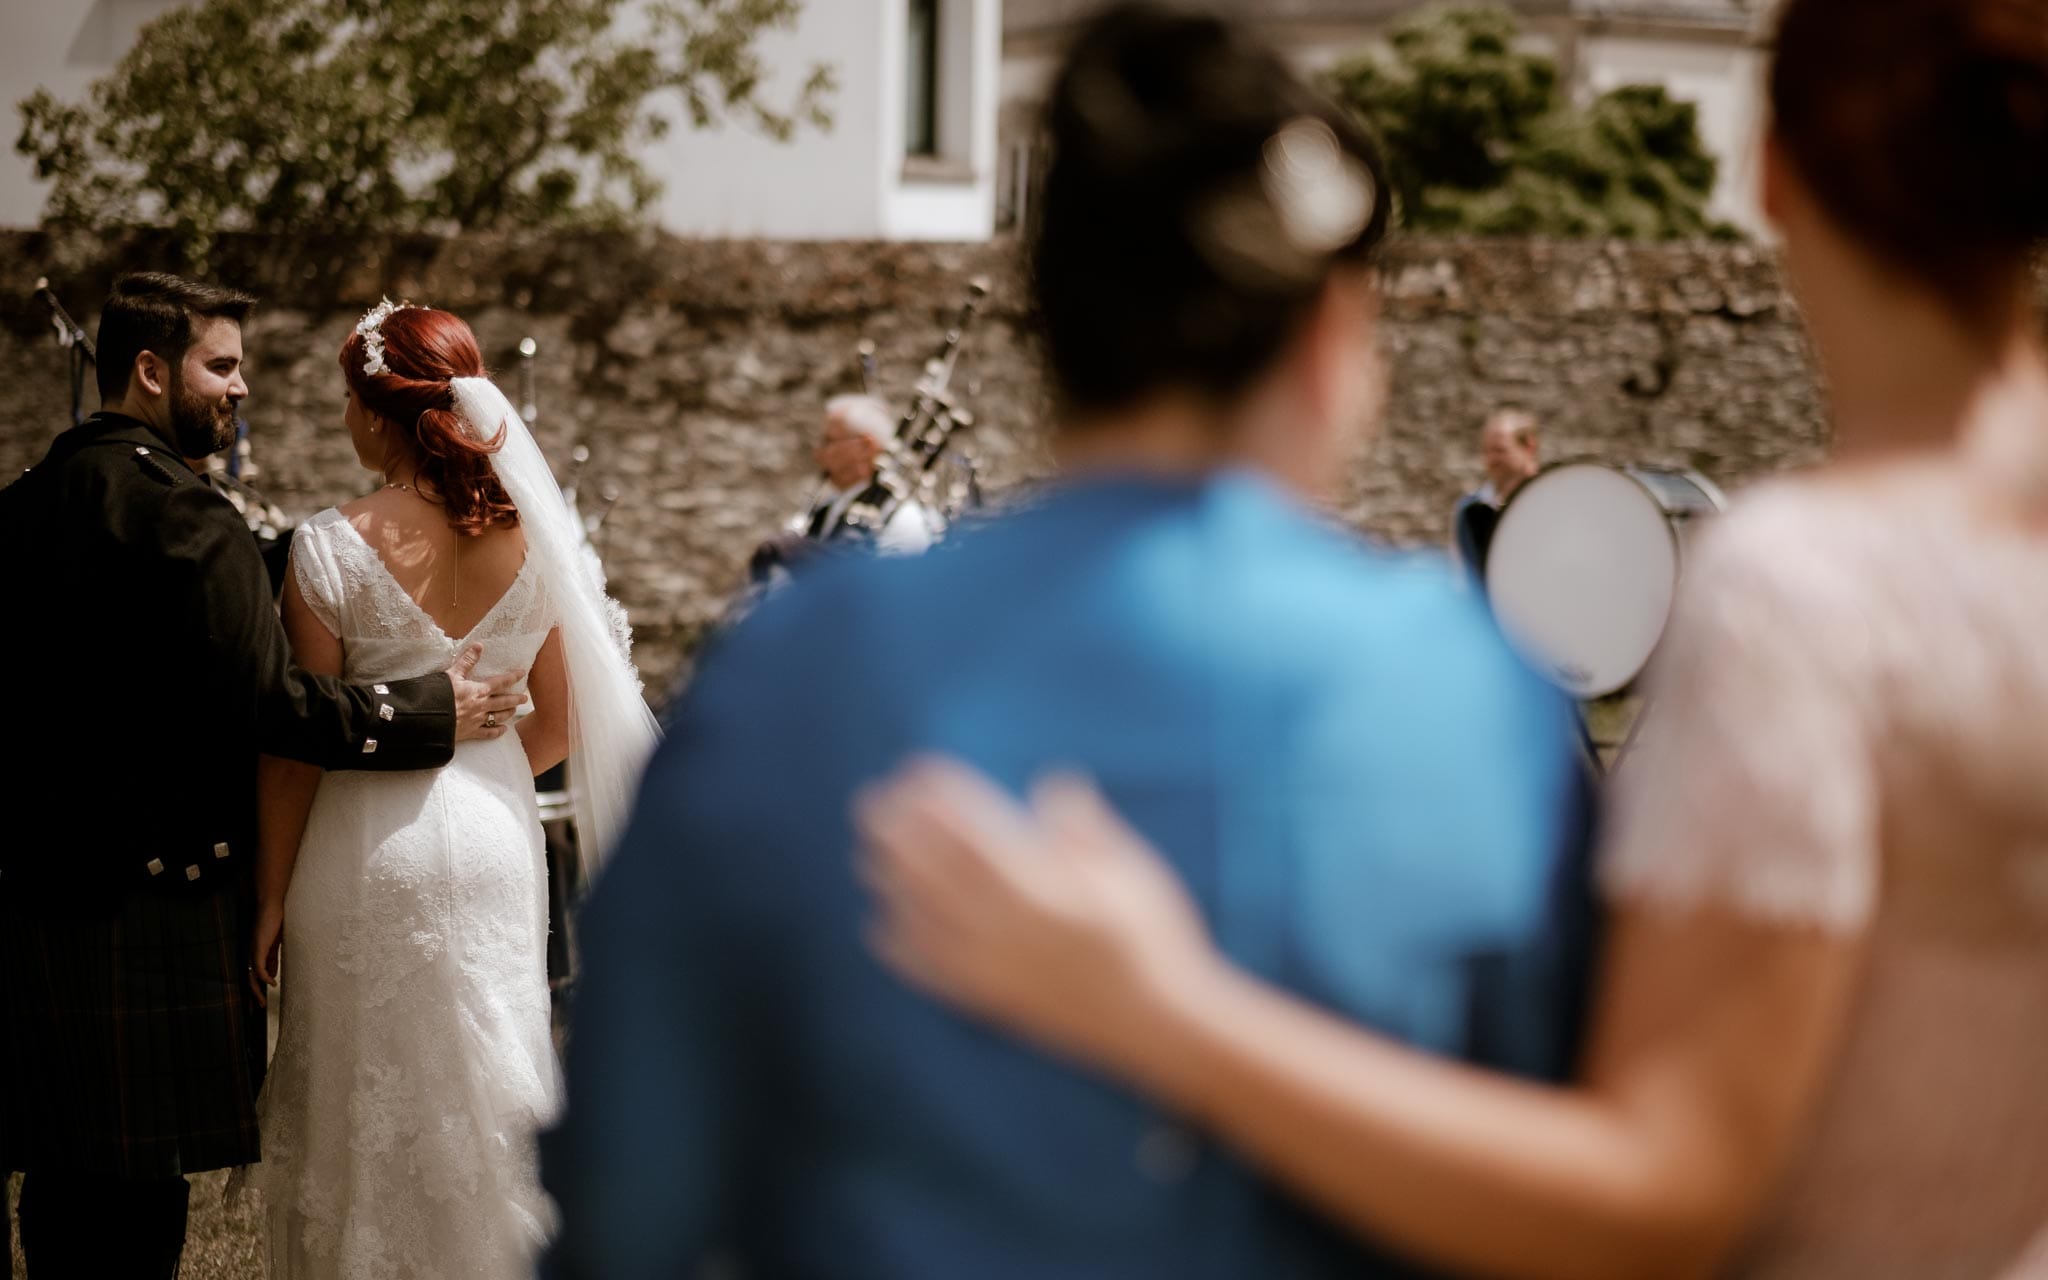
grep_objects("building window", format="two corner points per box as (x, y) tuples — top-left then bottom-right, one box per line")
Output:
(996, 136), (1048, 230)
(906, 0), (940, 157)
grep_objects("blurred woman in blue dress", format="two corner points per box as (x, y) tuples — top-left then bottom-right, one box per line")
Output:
(541, 7), (1595, 1277)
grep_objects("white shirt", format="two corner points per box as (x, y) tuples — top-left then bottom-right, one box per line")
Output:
(811, 482), (939, 556)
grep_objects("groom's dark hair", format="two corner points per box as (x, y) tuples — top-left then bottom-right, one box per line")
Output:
(96, 272), (257, 402)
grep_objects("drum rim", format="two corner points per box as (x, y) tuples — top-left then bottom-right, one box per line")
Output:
(1484, 458), (1719, 698)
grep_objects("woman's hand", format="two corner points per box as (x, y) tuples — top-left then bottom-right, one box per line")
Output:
(250, 897), (285, 1007)
(856, 758), (1225, 1084)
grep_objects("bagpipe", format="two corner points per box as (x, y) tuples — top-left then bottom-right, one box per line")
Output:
(749, 276), (993, 584)
(825, 275), (991, 542)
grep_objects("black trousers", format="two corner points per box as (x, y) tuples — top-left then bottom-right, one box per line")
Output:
(16, 1171), (187, 1278)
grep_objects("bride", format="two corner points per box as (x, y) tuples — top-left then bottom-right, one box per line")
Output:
(245, 301), (658, 1277)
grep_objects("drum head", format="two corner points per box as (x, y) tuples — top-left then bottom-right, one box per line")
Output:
(1485, 464), (1680, 698)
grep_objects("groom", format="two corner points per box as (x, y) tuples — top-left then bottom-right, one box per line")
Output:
(0, 272), (526, 1277)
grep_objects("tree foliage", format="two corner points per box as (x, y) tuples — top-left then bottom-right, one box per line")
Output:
(1326, 3), (1734, 239)
(15, 0), (835, 260)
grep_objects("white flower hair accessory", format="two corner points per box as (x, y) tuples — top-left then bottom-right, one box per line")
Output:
(353, 297), (416, 377)
(1261, 117), (1375, 256)
(1190, 116), (1379, 289)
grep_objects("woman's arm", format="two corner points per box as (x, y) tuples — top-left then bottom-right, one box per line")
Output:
(1138, 905), (1862, 1280)
(859, 506), (1888, 1280)
(251, 556), (344, 1005)
(519, 627), (571, 778)
(860, 767), (1869, 1280)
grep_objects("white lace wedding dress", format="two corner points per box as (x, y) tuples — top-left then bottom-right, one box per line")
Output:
(250, 507), (561, 1279)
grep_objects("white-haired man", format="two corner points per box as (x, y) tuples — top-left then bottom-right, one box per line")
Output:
(741, 395), (941, 597)
(799, 394), (939, 556)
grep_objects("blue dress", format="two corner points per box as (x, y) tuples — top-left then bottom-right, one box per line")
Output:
(542, 471), (1597, 1280)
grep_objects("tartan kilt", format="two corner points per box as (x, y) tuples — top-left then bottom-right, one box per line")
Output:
(0, 878), (266, 1179)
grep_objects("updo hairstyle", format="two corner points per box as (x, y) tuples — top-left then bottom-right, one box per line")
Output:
(340, 307), (518, 536)
(1772, 0), (2048, 316)
(1031, 3), (1392, 419)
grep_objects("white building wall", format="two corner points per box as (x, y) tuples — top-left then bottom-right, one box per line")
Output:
(637, 0), (892, 239)
(1577, 32), (1769, 232)
(882, 0), (1000, 239)
(999, 16), (1770, 238)
(0, 0), (999, 241)
(0, 0), (184, 228)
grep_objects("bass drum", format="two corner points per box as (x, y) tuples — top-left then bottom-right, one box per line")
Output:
(1484, 463), (1726, 699)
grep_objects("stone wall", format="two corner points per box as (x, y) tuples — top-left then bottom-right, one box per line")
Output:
(0, 231), (1825, 700)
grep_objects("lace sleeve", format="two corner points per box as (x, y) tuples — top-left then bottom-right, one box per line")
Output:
(1599, 495), (1881, 932)
(290, 514), (343, 637)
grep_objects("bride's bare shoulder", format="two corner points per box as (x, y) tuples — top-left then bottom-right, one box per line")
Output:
(338, 489), (508, 536)
(335, 489), (408, 525)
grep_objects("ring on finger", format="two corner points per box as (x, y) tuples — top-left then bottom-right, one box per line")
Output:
(485, 712), (499, 729)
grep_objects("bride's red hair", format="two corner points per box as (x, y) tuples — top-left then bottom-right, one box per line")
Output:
(341, 307), (519, 537)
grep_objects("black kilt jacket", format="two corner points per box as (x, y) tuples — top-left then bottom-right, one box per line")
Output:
(0, 412), (458, 1178)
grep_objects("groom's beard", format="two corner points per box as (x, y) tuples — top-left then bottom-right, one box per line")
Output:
(163, 368), (237, 458)
(166, 369), (239, 459)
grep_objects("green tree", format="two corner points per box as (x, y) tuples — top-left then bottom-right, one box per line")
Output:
(15, 0), (835, 261)
(1326, 3), (1734, 238)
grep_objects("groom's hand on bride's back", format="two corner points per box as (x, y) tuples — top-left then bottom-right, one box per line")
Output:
(446, 643), (528, 741)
